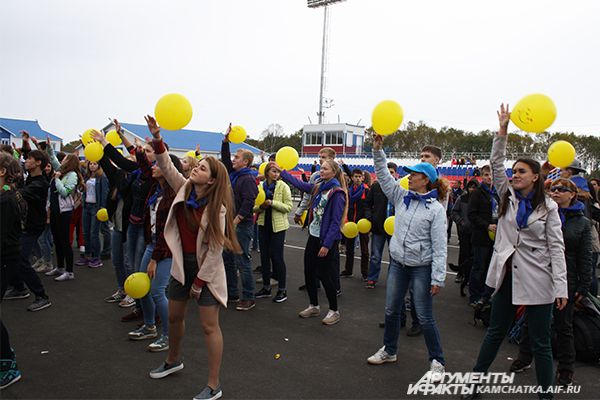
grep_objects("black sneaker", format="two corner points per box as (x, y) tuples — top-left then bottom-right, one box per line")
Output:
(340, 271), (353, 278)
(509, 359), (532, 373)
(298, 284), (306, 291)
(273, 290), (287, 303)
(406, 325), (422, 337)
(228, 295), (240, 304)
(255, 288), (272, 299)
(556, 369), (573, 386)
(253, 265), (261, 273)
(27, 297), (52, 312)
(336, 289), (342, 297)
(3, 288), (30, 300)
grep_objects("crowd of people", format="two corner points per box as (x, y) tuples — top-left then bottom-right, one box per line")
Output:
(1, 105), (599, 399)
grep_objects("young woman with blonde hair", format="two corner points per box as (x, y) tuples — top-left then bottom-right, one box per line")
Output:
(145, 116), (240, 400)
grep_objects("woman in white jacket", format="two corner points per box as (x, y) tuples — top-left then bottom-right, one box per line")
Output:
(462, 105), (568, 400)
(367, 133), (448, 380)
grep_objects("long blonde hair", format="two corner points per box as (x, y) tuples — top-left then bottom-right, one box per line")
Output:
(183, 156), (241, 254)
(309, 159), (348, 228)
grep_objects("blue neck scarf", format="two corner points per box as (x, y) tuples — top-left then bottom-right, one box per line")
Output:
(515, 190), (535, 229)
(403, 189), (438, 209)
(480, 183), (498, 212)
(263, 180), (276, 200)
(558, 200), (585, 226)
(147, 185), (163, 207)
(229, 168), (257, 188)
(186, 187), (208, 210)
(312, 178), (341, 209)
(350, 183), (365, 204)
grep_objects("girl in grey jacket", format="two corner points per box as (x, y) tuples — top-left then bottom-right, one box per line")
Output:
(367, 133), (448, 381)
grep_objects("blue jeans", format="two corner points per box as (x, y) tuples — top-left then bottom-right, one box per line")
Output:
(83, 204), (100, 257)
(383, 259), (445, 364)
(139, 243), (171, 336)
(37, 225), (53, 263)
(126, 223), (146, 275)
(367, 233), (390, 282)
(224, 221), (255, 300)
(111, 230), (128, 289)
(100, 222), (111, 257)
(252, 222), (259, 250)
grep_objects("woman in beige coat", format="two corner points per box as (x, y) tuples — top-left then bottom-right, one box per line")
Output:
(463, 105), (568, 400)
(144, 116), (240, 400)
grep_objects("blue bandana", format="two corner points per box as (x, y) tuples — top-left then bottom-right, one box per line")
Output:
(186, 187), (208, 209)
(403, 189), (438, 209)
(147, 185), (163, 207)
(263, 180), (276, 200)
(558, 200), (585, 226)
(312, 178), (341, 210)
(229, 168), (257, 188)
(515, 190), (535, 229)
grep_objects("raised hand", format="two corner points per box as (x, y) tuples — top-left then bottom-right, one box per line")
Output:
(144, 115), (161, 140)
(90, 129), (108, 146)
(113, 118), (123, 135)
(20, 130), (30, 140)
(372, 132), (383, 150)
(497, 103), (510, 135)
(223, 123), (232, 142)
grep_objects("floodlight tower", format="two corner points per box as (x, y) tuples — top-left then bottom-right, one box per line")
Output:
(307, 0), (346, 124)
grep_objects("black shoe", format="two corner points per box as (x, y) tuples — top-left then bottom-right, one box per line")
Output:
(378, 321), (385, 328)
(228, 295), (240, 304)
(556, 369), (573, 386)
(406, 325), (422, 337)
(298, 284), (306, 291)
(340, 271), (353, 278)
(476, 299), (491, 310)
(273, 290), (287, 303)
(460, 384), (481, 400)
(509, 359), (532, 373)
(255, 288), (272, 299)
(336, 289), (342, 297)
(3, 288), (30, 300)
(27, 296), (52, 312)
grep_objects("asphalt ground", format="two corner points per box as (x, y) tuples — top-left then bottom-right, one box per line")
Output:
(3, 212), (600, 400)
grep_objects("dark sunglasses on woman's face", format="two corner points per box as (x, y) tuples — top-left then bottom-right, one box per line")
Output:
(550, 186), (573, 193)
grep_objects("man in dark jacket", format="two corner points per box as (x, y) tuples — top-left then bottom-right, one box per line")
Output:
(221, 129), (259, 311)
(450, 179), (479, 292)
(467, 165), (498, 307)
(341, 169), (370, 279)
(4, 142), (52, 312)
(364, 162), (396, 288)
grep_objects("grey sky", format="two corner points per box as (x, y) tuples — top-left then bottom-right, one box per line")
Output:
(2, 0), (599, 143)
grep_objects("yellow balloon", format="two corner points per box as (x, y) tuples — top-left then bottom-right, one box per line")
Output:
(372, 100), (404, 136)
(184, 150), (196, 158)
(510, 93), (557, 133)
(357, 218), (372, 234)
(229, 126), (247, 144)
(106, 130), (122, 147)
(154, 93), (193, 131)
(255, 185), (266, 206)
(276, 146), (299, 170)
(547, 140), (576, 169)
(258, 162), (268, 176)
(124, 272), (151, 299)
(399, 175), (409, 190)
(384, 216), (395, 236)
(84, 142), (104, 162)
(96, 208), (109, 222)
(81, 129), (97, 146)
(488, 230), (496, 241)
(342, 222), (359, 239)
(299, 210), (308, 225)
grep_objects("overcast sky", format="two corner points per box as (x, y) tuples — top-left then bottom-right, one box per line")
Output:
(2, 0), (599, 142)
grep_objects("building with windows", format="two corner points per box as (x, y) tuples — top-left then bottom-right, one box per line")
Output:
(302, 123), (365, 155)
(0, 117), (63, 151)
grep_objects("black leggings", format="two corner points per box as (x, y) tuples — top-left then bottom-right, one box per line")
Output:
(1, 255), (19, 360)
(51, 211), (73, 272)
(304, 235), (339, 311)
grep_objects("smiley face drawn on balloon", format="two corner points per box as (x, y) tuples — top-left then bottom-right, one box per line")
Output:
(517, 107), (534, 125)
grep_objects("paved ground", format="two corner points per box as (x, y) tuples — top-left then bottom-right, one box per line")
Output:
(3, 215), (600, 399)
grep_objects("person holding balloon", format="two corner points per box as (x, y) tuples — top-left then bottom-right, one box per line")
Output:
(145, 115), (240, 400)
(76, 161), (108, 269)
(253, 162), (293, 303)
(366, 132), (448, 380)
(279, 159), (348, 325)
(44, 145), (84, 281)
(461, 104), (568, 400)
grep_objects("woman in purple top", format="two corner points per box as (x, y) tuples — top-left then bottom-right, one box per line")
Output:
(279, 159), (348, 326)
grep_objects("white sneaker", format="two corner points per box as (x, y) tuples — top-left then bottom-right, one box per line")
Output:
(32, 258), (44, 270)
(429, 359), (445, 382)
(54, 272), (74, 281)
(367, 346), (397, 365)
(322, 310), (340, 325)
(119, 295), (136, 308)
(299, 305), (320, 318)
(79, 246), (85, 253)
(45, 267), (64, 276)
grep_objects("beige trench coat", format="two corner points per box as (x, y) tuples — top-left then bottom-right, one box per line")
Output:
(486, 135), (568, 305)
(155, 149), (228, 307)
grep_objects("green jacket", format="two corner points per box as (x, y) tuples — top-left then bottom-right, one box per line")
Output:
(253, 180), (292, 233)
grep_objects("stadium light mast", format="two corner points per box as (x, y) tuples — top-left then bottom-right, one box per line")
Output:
(308, 0), (346, 124)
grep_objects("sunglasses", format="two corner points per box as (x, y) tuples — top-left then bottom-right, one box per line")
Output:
(550, 186), (574, 193)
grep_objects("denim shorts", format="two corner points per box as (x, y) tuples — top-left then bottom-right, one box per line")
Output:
(168, 253), (218, 306)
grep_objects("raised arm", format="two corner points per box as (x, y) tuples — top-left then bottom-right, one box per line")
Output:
(145, 115), (187, 193)
(491, 104), (511, 198)
(280, 170), (314, 194)
(46, 144), (61, 171)
(91, 129), (138, 172)
(220, 124), (233, 173)
(372, 134), (405, 206)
